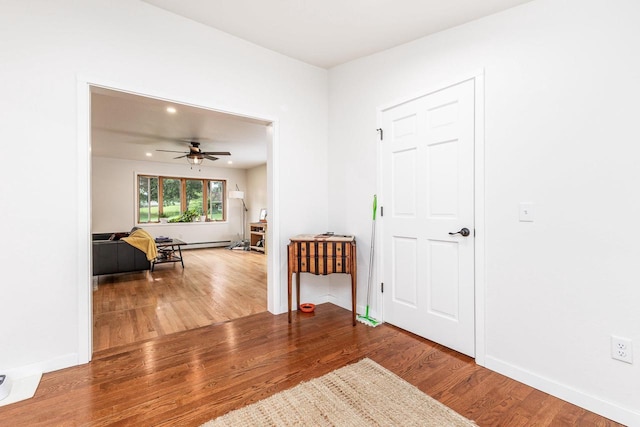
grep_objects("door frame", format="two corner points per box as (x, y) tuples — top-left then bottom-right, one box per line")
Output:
(376, 70), (486, 365)
(76, 74), (280, 363)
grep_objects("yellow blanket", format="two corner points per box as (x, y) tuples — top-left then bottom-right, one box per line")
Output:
(122, 228), (158, 261)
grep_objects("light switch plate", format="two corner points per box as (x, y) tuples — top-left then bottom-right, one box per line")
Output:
(519, 202), (534, 222)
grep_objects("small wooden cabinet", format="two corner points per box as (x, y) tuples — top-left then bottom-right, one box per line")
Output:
(250, 222), (267, 253)
(287, 234), (357, 325)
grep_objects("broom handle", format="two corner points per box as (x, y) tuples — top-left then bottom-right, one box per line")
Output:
(366, 195), (377, 308)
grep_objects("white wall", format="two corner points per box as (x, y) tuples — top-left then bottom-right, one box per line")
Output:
(92, 156), (247, 245)
(0, 0), (328, 375)
(246, 164), (267, 226)
(328, 0), (639, 424)
(4, 0), (637, 422)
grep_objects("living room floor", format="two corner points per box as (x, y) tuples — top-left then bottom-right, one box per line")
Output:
(93, 247), (267, 354)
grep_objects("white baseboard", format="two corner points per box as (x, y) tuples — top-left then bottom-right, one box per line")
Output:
(275, 296), (383, 322)
(0, 372), (42, 407)
(326, 295), (355, 313)
(182, 241), (231, 250)
(278, 294), (333, 315)
(0, 353), (79, 407)
(6, 353), (80, 377)
(485, 356), (639, 426)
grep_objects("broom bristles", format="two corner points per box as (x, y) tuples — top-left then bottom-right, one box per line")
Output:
(356, 315), (381, 327)
(356, 310), (382, 327)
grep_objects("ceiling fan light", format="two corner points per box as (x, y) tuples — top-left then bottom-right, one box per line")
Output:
(187, 155), (203, 165)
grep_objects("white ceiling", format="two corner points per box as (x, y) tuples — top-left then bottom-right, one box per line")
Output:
(91, 87), (270, 169)
(142, 0), (534, 69)
(94, 0), (534, 168)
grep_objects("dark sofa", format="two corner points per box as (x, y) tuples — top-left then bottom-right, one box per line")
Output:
(92, 232), (151, 276)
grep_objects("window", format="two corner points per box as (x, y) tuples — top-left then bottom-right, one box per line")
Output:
(207, 180), (224, 221)
(162, 178), (180, 220)
(137, 175), (226, 223)
(138, 176), (159, 222)
(185, 179), (203, 214)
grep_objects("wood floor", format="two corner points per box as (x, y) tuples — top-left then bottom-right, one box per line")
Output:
(0, 304), (622, 426)
(93, 247), (267, 352)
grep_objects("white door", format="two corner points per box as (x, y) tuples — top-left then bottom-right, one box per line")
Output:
(381, 79), (475, 357)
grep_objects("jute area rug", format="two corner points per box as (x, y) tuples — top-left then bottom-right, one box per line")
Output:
(201, 358), (477, 426)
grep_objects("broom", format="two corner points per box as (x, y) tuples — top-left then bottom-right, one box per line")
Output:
(356, 194), (382, 327)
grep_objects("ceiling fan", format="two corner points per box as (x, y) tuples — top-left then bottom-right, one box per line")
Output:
(156, 141), (231, 165)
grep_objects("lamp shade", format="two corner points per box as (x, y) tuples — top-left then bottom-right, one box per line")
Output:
(229, 191), (244, 199)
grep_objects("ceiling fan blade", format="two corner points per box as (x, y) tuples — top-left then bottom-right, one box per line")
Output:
(173, 155), (188, 159)
(157, 149), (188, 154)
(204, 155), (219, 161)
(201, 151), (231, 156)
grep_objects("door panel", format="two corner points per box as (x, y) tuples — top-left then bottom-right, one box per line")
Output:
(382, 79), (475, 357)
(391, 236), (418, 308)
(392, 148), (417, 216)
(428, 139), (459, 216)
(427, 240), (459, 319)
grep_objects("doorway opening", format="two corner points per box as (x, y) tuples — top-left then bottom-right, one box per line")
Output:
(77, 79), (280, 362)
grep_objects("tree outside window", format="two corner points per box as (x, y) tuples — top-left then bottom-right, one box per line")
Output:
(138, 176), (159, 222)
(137, 175), (226, 223)
(163, 178), (181, 220)
(208, 181), (224, 221)
(186, 179), (204, 215)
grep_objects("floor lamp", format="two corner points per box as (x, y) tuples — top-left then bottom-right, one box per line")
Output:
(228, 188), (249, 250)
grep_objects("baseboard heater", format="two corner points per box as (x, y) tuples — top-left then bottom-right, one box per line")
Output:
(182, 240), (231, 250)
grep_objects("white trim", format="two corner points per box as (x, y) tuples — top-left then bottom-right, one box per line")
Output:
(375, 69), (486, 361)
(266, 121), (281, 314)
(76, 74), (281, 363)
(76, 78), (92, 364)
(378, 69), (485, 113)
(374, 111), (384, 323)
(473, 71), (486, 366)
(485, 356), (640, 426)
(5, 353), (78, 377)
(1, 352), (78, 407)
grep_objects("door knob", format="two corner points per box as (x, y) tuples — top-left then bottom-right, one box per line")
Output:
(449, 227), (470, 237)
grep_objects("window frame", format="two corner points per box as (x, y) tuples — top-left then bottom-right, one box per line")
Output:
(136, 174), (227, 224)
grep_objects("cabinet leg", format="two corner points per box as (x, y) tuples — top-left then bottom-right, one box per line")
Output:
(295, 272), (300, 312)
(351, 244), (357, 326)
(351, 272), (357, 326)
(288, 272), (292, 323)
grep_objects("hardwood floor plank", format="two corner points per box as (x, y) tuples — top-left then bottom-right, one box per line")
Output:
(0, 304), (623, 426)
(93, 248), (267, 353)
(471, 382), (533, 426)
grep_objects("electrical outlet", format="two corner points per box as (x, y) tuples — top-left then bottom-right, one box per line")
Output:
(611, 336), (633, 364)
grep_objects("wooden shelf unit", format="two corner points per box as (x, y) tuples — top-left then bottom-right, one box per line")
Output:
(250, 222), (267, 253)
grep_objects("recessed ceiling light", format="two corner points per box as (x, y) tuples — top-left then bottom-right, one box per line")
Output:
(227, 160), (233, 164)
(145, 152), (152, 157)
(166, 106), (177, 114)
